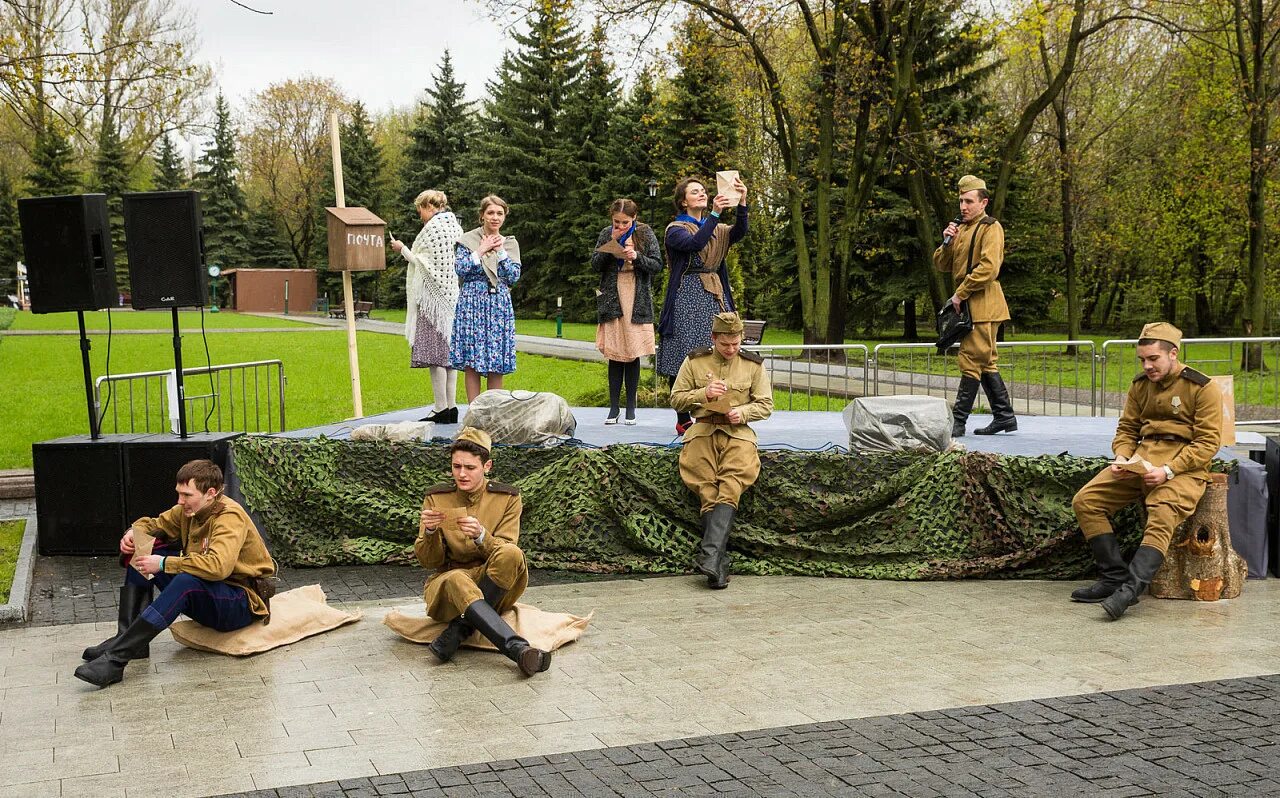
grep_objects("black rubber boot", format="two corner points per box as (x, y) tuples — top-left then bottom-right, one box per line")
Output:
(1070, 534), (1129, 603)
(694, 504), (735, 590)
(74, 615), (164, 688)
(1101, 545), (1165, 620)
(83, 583), (154, 661)
(464, 599), (551, 676)
(974, 372), (1017, 435)
(951, 375), (981, 438)
(428, 617), (473, 663)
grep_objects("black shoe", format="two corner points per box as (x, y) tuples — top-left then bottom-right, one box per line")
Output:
(973, 372), (1017, 435)
(1101, 546), (1165, 620)
(1070, 534), (1129, 603)
(951, 375), (981, 438)
(463, 599), (551, 676)
(428, 617), (473, 663)
(83, 583), (154, 661)
(695, 504), (735, 589)
(422, 406), (459, 424)
(74, 616), (164, 688)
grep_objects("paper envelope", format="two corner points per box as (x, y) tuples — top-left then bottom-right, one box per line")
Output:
(595, 237), (627, 257)
(716, 170), (741, 205)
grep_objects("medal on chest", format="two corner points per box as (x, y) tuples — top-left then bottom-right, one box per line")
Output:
(1171, 396), (1182, 410)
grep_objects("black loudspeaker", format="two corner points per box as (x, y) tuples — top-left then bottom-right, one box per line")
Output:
(123, 432), (241, 522)
(17, 194), (118, 313)
(122, 190), (207, 309)
(1266, 437), (1280, 577)
(33, 434), (142, 555)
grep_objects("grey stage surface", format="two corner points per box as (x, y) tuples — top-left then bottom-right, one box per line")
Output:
(281, 403), (1266, 462)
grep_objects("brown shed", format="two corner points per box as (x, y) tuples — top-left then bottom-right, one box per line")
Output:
(325, 207), (387, 271)
(225, 268), (318, 314)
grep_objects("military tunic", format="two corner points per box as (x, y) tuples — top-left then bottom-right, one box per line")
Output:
(1072, 364), (1224, 554)
(415, 479), (527, 621)
(670, 347), (774, 514)
(933, 215), (1008, 378)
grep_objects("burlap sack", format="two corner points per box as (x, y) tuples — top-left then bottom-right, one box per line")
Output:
(383, 603), (592, 651)
(169, 585), (361, 656)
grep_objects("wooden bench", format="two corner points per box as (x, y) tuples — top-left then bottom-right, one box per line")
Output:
(742, 319), (768, 346)
(329, 300), (373, 320)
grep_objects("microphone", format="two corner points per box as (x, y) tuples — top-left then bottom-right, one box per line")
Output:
(942, 215), (963, 246)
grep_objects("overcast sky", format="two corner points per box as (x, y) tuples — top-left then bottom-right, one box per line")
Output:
(193, 0), (508, 113)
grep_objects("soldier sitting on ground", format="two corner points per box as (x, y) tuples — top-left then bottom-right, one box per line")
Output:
(416, 427), (552, 676)
(75, 459), (277, 687)
(670, 311), (774, 589)
(1070, 322), (1224, 620)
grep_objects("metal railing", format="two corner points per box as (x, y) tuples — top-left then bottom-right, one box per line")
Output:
(94, 360), (286, 435)
(1100, 337), (1280, 423)
(871, 340), (1098, 417)
(745, 344), (870, 410)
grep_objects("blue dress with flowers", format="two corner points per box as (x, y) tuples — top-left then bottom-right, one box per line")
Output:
(449, 243), (520, 374)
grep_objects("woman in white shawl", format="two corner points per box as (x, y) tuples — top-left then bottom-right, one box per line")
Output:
(391, 190), (464, 423)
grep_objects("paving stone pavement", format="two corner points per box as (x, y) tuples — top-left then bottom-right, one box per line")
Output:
(207, 674), (1280, 797)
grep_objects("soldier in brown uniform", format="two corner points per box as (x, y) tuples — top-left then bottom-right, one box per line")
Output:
(670, 312), (773, 589)
(415, 427), (551, 676)
(1071, 323), (1224, 620)
(75, 459), (276, 687)
(934, 174), (1016, 437)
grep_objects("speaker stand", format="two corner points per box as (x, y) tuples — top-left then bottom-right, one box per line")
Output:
(170, 307), (189, 438)
(77, 311), (101, 440)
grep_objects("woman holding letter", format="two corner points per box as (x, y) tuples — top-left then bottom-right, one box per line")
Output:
(391, 189), (463, 423)
(415, 427), (552, 676)
(592, 198), (663, 424)
(656, 174), (749, 434)
(451, 195), (521, 402)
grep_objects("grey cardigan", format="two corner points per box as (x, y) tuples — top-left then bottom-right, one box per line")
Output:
(592, 223), (664, 324)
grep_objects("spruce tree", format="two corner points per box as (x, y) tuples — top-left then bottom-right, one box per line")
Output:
(153, 133), (186, 190)
(607, 68), (662, 218)
(0, 172), (21, 292)
(659, 15), (738, 182)
(27, 122), (80, 196)
(400, 50), (476, 225)
(93, 123), (131, 292)
(194, 95), (251, 273)
(337, 101), (388, 304)
(554, 22), (619, 320)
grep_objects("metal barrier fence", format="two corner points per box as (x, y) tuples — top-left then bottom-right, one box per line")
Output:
(745, 345), (870, 410)
(1099, 337), (1280, 423)
(94, 360), (286, 435)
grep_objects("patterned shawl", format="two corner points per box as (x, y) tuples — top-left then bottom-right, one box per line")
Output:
(405, 210), (464, 345)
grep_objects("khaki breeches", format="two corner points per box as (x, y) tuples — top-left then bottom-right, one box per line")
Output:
(958, 322), (999, 379)
(423, 544), (528, 622)
(678, 429), (761, 515)
(1072, 469), (1208, 555)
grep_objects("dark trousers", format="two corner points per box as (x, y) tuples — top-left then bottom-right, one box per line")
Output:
(125, 554), (254, 632)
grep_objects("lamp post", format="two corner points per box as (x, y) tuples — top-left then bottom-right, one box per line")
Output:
(646, 179), (659, 226)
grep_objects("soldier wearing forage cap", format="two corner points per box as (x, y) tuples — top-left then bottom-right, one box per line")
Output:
(1070, 322), (1224, 620)
(415, 427), (552, 676)
(670, 312), (774, 589)
(934, 174), (1016, 438)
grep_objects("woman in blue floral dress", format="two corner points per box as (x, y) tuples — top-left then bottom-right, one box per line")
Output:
(450, 195), (521, 402)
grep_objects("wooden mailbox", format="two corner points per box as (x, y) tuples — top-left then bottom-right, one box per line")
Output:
(325, 206), (387, 271)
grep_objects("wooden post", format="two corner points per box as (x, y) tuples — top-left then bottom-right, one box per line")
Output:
(329, 110), (364, 418)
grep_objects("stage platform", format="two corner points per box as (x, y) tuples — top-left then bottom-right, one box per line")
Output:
(279, 403), (1268, 462)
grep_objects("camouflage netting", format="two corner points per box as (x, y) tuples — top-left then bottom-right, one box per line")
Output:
(231, 436), (1233, 579)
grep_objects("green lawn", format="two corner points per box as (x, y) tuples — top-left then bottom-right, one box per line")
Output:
(9, 309), (316, 331)
(0, 328), (620, 469)
(0, 520), (23, 604)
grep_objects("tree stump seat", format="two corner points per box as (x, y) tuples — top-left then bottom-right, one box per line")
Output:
(1150, 472), (1248, 601)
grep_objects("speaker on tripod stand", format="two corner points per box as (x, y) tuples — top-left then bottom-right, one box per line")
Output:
(123, 190), (207, 309)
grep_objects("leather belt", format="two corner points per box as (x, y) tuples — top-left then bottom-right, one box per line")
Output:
(696, 413), (733, 425)
(1139, 433), (1189, 443)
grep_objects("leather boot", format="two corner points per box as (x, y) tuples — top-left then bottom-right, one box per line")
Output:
(83, 583), (154, 661)
(1101, 545), (1165, 620)
(1070, 534), (1129, 603)
(428, 617), (472, 663)
(951, 376), (980, 438)
(74, 615), (164, 688)
(423, 406), (459, 424)
(973, 372), (1017, 435)
(694, 504), (734, 590)
(464, 599), (551, 676)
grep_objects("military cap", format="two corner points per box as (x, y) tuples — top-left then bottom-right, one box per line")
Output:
(711, 312), (745, 335)
(455, 426), (492, 452)
(957, 175), (986, 193)
(1139, 322), (1181, 349)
